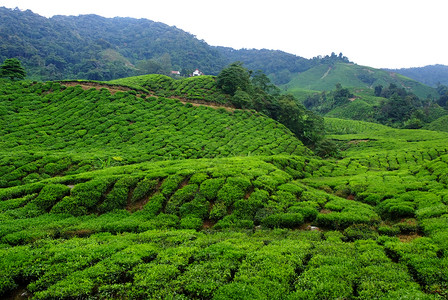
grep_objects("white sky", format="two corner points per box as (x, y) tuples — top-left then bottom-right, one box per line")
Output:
(1, 0), (447, 69)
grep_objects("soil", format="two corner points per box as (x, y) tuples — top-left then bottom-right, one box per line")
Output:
(59, 81), (237, 112)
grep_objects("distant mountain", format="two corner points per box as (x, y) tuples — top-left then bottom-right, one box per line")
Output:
(283, 62), (437, 99)
(0, 7), (313, 82)
(0, 6), (444, 97)
(215, 47), (313, 85)
(0, 7), (228, 80)
(386, 65), (448, 88)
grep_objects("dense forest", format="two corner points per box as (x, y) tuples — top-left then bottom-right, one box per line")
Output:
(0, 7), (317, 82)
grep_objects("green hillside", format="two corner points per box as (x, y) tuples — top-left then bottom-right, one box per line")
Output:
(0, 79), (309, 189)
(1, 77), (448, 299)
(284, 62), (437, 99)
(387, 64), (448, 87)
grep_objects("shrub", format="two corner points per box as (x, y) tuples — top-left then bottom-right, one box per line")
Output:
(131, 178), (158, 203)
(287, 205), (318, 222)
(343, 224), (378, 241)
(51, 178), (113, 215)
(416, 204), (447, 220)
(213, 215), (254, 229)
(378, 225), (400, 236)
(165, 184), (198, 215)
(189, 172), (209, 184)
(301, 190), (328, 206)
(213, 282), (265, 300)
(142, 193), (165, 216)
(316, 198), (380, 229)
(179, 197), (209, 219)
(200, 178), (225, 200)
(217, 177), (251, 206)
(160, 175), (184, 197)
(130, 264), (180, 299)
(148, 213), (179, 229)
(395, 218), (419, 233)
(277, 182), (304, 196)
(180, 216), (203, 230)
(209, 201), (228, 221)
(233, 191), (266, 219)
(32, 184), (71, 211)
(99, 177), (139, 212)
(261, 213), (304, 229)
(176, 260), (234, 299)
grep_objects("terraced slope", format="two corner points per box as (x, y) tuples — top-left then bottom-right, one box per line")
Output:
(1, 80), (448, 299)
(0, 80), (307, 188)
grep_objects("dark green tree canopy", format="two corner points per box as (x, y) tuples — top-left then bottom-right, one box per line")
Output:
(216, 62), (251, 96)
(216, 62), (326, 150)
(0, 58), (26, 80)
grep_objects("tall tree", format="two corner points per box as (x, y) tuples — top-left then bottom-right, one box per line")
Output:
(0, 58), (26, 80)
(216, 62), (251, 96)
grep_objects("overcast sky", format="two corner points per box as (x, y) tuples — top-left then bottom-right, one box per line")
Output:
(2, 0), (447, 69)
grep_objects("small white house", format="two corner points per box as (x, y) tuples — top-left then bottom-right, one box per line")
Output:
(171, 71), (181, 75)
(192, 69), (204, 76)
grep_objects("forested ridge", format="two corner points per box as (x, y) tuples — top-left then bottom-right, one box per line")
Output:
(0, 7), (315, 82)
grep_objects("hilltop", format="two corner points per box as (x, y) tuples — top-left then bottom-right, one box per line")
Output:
(387, 64), (448, 88)
(283, 62), (437, 99)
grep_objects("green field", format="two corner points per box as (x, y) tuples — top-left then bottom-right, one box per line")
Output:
(1, 78), (448, 299)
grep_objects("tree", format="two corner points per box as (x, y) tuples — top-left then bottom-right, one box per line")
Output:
(216, 62), (251, 96)
(0, 58), (26, 80)
(277, 95), (324, 146)
(251, 70), (280, 96)
(374, 85), (383, 97)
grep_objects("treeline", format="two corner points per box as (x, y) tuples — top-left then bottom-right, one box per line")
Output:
(216, 63), (327, 150)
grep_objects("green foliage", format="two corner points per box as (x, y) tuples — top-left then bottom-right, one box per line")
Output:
(261, 213), (304, 228)
(0, 58), (26, 80)
(1, 50), (448, 299)
(0, 81), (309, 189)
(285, 61), (437, 99)
(131, 178), (158, 203)
(316, 198), (380, 229)
(217, 62), (252, 96)
(31, 184), (71, 211)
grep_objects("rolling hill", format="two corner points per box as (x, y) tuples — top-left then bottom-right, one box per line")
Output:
(1, 75), (448, 298)
(283, 62), (437, 99)
(387, 64), (448, 88)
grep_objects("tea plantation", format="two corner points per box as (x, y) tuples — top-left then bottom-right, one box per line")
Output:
(1, 78), (447, 299)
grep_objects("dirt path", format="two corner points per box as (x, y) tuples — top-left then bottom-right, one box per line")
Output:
(320, 66), (332, 79)
(60, 81), (237, 112)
